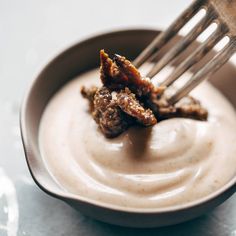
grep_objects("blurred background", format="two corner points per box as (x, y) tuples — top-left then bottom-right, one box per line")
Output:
(0, 0), (235, 235)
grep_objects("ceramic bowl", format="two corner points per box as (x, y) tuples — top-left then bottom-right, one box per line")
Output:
(20, 29), (236, 228)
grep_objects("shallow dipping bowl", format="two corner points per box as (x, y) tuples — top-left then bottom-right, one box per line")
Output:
(20, 29), (236, 228)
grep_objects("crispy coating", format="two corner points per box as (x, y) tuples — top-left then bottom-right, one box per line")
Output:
(92, 87), (130, 138)
(116, 88), (157, 126)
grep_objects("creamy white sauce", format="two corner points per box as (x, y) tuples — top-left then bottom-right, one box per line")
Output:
(39, 68), (236, 208)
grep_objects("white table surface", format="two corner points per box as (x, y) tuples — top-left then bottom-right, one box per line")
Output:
(0, 0), (235, 235)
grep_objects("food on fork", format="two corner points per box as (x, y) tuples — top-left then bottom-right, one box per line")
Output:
(81, 50), (208, 138)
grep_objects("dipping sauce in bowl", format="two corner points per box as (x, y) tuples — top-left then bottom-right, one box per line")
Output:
(39, 67), (236, 209)
(21, 29), (236, 227)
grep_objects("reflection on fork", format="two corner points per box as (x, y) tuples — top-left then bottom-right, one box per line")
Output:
(0, 168), (19, 236)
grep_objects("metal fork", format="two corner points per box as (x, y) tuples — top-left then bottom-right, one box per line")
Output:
(134, 0), (236, 104)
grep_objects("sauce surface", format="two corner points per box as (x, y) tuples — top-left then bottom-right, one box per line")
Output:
(39, 68), (236, 208)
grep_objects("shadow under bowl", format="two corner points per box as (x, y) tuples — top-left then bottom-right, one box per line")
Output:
(20, 29), (236, 228)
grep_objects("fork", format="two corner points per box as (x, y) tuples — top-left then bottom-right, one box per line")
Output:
(133, 0), (236, 104)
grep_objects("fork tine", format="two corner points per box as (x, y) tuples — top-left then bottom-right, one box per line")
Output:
(161, 23), (228, 86)
(133, 0), (206, 68)
(168, 39), (236, 104)
(146, 8), (216, 78)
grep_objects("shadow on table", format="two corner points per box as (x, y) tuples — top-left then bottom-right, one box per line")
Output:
(78, 195), (235, 236)
(82, 214), (217, 236)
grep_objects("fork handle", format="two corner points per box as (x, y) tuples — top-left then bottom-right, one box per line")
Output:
(210, 0), (236, 35)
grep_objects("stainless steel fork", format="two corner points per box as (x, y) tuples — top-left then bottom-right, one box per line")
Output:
(134, 0), (236, 104)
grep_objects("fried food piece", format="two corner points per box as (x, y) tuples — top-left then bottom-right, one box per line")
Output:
(92, 87), (130, 138)
(148, 95), (208, 121)
(81, 50), (208, 138)
(175, 96), (208, 120)
(116, 88), (157, 126)
(100, 50), (164, 97)
(83, 86), (157, 137)
(100, 50), (128, 90)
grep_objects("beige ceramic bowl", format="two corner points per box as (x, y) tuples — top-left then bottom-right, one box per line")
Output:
(20, 29), (236, 228)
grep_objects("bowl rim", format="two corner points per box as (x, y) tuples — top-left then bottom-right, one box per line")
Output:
(20, 28), (236, 214)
